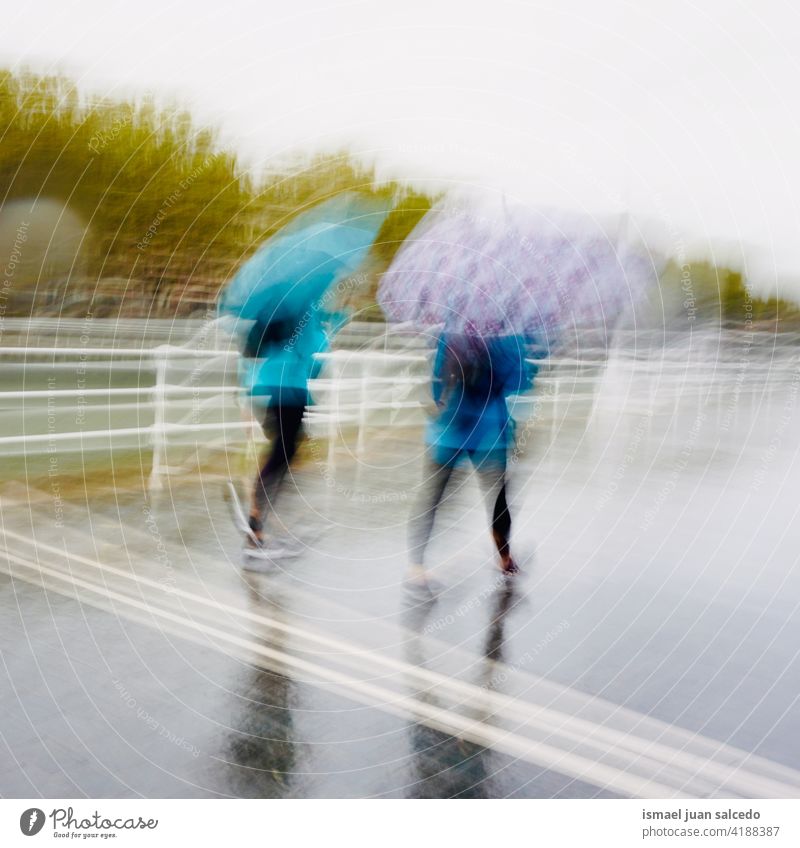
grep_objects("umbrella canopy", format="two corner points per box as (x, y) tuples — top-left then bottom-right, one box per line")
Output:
(377, 198), (656, 343)
(220, 192), (390, 323)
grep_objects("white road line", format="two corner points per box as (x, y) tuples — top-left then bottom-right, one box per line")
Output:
(3, 527), (800, 798)
(0, 547), (687, 799)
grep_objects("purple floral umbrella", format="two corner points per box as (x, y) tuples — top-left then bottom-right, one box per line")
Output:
(377, 199), (655, 344)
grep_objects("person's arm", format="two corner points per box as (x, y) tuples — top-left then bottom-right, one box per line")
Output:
(495, 337), (539, 397)
(306, 318), (330, 381)
(431, 334), (448, 407)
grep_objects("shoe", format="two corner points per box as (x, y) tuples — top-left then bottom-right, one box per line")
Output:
(225, 481), (261, 546)
(497, 556), (520, 576)
(274, 535), (306, 556)
(403, 574), (444, 601)
(241, 538), (289, 571)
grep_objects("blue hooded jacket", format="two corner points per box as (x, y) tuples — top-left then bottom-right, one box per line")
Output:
(426, 333), (535, 453)
(238, 312), (329, 407)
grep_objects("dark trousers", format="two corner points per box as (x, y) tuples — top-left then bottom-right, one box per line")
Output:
(408, 450), (511, 565)
(251, 404), (306, 532)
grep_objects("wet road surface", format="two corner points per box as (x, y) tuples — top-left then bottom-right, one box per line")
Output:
(2, 357), (800, 798)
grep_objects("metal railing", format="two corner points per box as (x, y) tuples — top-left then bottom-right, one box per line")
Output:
(0, 328), (796, 489)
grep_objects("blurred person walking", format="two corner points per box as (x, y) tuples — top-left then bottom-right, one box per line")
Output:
(233, 312), (328, 564)
(406, 332), (534, 593)
(377, 192), (656, 595)
(218, 191), (390, 568)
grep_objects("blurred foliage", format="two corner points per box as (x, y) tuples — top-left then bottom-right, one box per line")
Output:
(658, 260), (800, 330)
(0, 70), (246, 308)
(1, 69), (794, 328)
(0, 69), (431, 317)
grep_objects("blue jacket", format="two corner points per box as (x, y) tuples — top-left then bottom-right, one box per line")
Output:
(239, 313), (329, 407)
(426, 333), (535, 453)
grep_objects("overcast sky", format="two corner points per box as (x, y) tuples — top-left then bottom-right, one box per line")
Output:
(3, 0), (800, 295)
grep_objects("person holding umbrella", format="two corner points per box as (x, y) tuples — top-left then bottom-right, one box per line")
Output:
(220, 192), (390, 566)
(407, 330), (534, 590)
(377, 194), (655, 593)
(235, 310), (329, 560)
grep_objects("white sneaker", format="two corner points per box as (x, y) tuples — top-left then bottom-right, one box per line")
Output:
(277, 535), (306, 556)
(403, 573), (444, 600)
(227, 482), (306, 558)
(241, 538), (290, 571)
(225, 481), (261, 546)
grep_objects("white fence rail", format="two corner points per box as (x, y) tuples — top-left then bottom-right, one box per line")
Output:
(0, 331), (797, 489)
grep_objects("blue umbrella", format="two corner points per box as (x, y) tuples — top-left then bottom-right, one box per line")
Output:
(219, 192), (390, 323)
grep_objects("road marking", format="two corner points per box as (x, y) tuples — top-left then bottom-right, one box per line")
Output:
(0, 546), (689, 799)
(3, 526), (799, 798)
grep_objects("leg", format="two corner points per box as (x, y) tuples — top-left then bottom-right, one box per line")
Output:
(473, 452), (516, 573)
(407, 449), (456, 573)
(250, 404), (305, 539)
(490, 483), (514, 567)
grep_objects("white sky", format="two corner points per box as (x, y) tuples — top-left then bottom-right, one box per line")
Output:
(3, 0), (800, 295)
